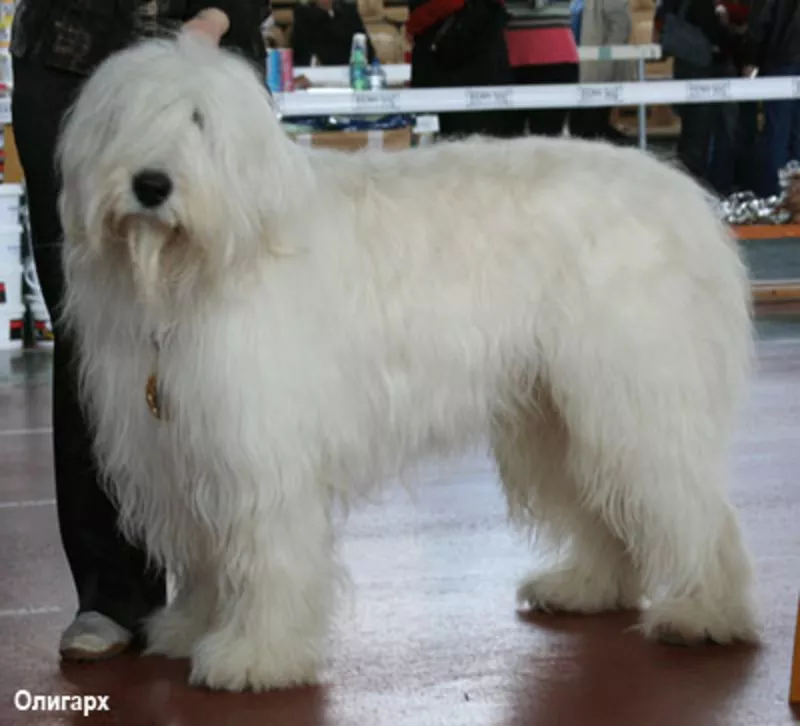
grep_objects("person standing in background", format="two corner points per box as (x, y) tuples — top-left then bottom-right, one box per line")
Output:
(10, 0), (266, 662)
(655, 0), (740, 193)
(407, 0), (512, 138)
(570, 0), (633, 142)
(706, 0), (752, 194)
(503, 0), (580, 138)
(723, 0), (760, 193)
(741, 0), (800, 197)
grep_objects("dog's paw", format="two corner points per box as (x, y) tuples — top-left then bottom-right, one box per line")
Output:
(517, 564), (640, 615)
(144, 604), (207, 660)
(189, 630), (322, 692)
(638, 597), (760, 646)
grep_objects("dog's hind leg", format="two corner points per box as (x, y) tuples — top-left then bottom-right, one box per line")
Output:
(546, 346), (759, 646)
(492, 388), (641, 615)
(187, 478), (336, 692)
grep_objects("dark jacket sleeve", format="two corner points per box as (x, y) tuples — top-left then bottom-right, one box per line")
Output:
(183, 0), (267, 67)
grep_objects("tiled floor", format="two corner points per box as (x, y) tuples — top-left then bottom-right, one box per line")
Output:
(1, 333), (799, 726)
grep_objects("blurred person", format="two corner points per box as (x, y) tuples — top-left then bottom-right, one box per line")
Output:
(712, 0), (761, 193)
(707, 0), (754, 194)
(655, 0), (740, 194)
(570, 0), (633, 142)
(407, 0), (512, 137)
(10, 0), (266, 661)
(741, 0), (800, 197)
(292, 0), (376, 66)
(503, 0), (580, 138)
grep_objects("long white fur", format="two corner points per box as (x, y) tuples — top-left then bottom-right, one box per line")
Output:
(57, 33), (759, 692)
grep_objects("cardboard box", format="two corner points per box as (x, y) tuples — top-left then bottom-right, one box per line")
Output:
(289, 127), (412, 152)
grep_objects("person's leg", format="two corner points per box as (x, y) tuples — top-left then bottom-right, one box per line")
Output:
(521, 63), (578, 137)
(569, 107), (593, 138)
(500, 66), (532, 137)
(790, 99), (800, 162)
(437, 110), (513, 139)
(11, 57), (166, 658)
(574, 107), (629, 144)
(708, 100), (738, 195)
(734, 102), (759, 193)
(758, 65), (797, 197)
(673, 60), (714, 189)
(571, 107), (609, 140)
(704, 60), (738, 195)
(676, 101), (715, 188)
(759, 97), (792, 197)
(787, 64), (800, 165)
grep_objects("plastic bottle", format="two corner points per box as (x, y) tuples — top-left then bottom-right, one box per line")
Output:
(368, 58), (387, 90)
(349, 33), (369, 91)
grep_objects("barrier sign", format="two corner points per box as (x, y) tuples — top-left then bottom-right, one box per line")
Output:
(578, 84), (625, 106)
(464, 88), (514, 110)
(685, 80), (732, 102)
(352, 91), (401, 114)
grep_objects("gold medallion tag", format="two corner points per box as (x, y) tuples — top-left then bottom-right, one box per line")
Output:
(145, 373), (162, 420)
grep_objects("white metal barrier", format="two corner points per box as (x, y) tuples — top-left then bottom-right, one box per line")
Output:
(276, 75), (800, 150)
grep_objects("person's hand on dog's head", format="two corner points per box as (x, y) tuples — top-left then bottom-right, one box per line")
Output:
(183, 7), (230, 44)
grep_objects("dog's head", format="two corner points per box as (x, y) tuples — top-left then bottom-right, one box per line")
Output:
(58, 33), (304, 308)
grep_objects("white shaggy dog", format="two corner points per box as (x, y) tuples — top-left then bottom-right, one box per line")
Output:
(57, 34), (759, 692)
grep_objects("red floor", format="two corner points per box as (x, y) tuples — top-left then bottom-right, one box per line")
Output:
(1, 341), (799, 725)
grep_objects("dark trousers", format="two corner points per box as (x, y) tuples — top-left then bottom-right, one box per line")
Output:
(570, 106), (629, 143)
(733, 101), (759, 193)
(437, 108), (513, 139)
(11, 57), (165, 634)
(758, 63), (800, 198)
(570, 107), (611, 140)
(673, 58), (737, 195)
(706, 104), (739, 196)
(505, 63), (580, 137)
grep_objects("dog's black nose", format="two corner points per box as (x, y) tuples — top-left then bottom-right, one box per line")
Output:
(132, 170), (173, 208)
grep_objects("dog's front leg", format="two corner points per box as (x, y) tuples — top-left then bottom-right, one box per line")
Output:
(188, 480), (336, 693)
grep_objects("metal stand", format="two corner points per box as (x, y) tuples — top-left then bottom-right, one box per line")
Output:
(637, 56), (647, 150)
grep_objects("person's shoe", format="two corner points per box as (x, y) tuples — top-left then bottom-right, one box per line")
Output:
(59, 611), (133, 661)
